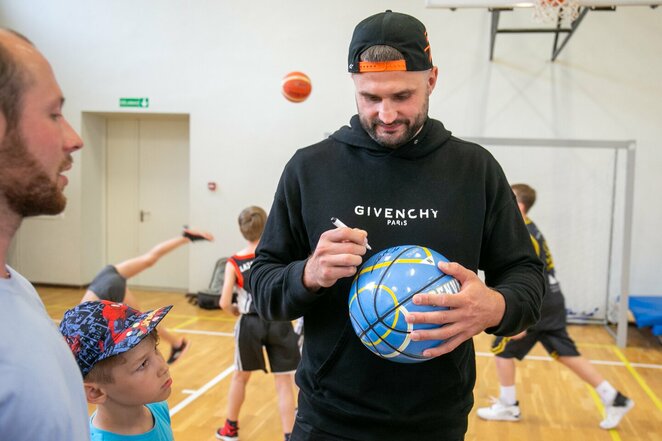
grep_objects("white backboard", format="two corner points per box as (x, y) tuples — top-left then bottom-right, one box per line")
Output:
(426, 0), (662, 8)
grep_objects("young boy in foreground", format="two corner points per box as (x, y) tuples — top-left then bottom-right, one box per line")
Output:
(60, 300), (175, 440)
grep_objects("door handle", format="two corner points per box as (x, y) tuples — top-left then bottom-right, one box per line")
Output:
(140, 210), (151, 222)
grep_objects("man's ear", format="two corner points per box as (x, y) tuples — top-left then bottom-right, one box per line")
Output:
(84, 382), (107, 405)
(427, 66), (439, 94)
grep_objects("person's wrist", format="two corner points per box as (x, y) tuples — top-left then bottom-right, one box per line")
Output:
(302, 260), (321, 293)
(488, 288), (506, 328)
(182, 230), (207, 242)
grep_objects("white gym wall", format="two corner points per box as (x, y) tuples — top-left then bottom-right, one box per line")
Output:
(1, 0), (660, 298)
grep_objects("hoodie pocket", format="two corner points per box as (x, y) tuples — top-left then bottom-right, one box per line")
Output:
(448, 339), (476, 401)
(313, 321), (353, 383)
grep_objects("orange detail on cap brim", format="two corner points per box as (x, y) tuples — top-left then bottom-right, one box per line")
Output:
(358, 60), (407, 72)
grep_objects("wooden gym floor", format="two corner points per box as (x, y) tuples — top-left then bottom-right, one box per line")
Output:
(41, 286), (662, 441)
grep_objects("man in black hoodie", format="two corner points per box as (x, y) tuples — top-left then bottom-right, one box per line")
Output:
(249, 10), (545, 441)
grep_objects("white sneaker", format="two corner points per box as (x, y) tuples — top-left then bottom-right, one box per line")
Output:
(600, 392), (634, 430)
(477, 397), (521, 422)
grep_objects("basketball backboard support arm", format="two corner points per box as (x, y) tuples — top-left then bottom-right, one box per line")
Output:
(426, 1), (661, 61)
(489, 6), (591, 61)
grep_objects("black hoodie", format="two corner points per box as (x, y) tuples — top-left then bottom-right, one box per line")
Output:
(250, 115), (544, 440)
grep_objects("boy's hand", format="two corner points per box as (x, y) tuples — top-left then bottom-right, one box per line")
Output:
(183, 227), (214, 242)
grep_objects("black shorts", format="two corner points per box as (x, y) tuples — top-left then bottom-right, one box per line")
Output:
(234, 314), (301, 373)
(491, 327), (581, 360)
(88, 265), (127, 302)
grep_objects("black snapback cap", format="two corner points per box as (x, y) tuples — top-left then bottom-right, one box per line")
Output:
(348, 10), (433, 73)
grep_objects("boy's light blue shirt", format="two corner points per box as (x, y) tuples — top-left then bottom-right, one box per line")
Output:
(90, 401), (173, 441)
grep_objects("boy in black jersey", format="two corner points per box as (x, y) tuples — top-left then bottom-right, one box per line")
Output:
(216, 206), (300, 441)
(477, 183), (634, 430)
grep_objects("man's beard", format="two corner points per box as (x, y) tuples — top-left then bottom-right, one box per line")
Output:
(0, 129), (68, 217)
(359, 96), (429, 149)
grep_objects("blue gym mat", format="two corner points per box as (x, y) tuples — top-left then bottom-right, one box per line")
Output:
(629, 296), (662, 335)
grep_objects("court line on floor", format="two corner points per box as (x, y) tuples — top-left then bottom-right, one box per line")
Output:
(53, 316), (662, 372)
(171, 348), (657, 428)
(474, 351), (662, 370)
(170, 365), (234, 417)
(145, 318), (662, 421)
(171, 316), (199, 329)
(611, 346), (662, 412)
(171, 328), (234, 337)
(167, 312), (235, 323)
(167, 325), (662, 371)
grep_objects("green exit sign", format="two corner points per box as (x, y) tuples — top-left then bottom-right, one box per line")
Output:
(119, 97), (149, 108)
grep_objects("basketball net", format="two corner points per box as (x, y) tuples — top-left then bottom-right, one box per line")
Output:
(532, 0), (580, 25)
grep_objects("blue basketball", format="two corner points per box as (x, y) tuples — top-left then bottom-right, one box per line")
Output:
(348, 245), (460, 363)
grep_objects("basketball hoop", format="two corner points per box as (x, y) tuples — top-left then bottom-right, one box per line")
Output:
(533, 0), (580, 24)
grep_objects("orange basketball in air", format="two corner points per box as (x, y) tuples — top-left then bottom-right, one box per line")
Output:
(282, 71), (312, 103)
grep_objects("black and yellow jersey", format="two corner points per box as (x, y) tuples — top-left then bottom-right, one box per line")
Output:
(526, 217), (567, 330)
